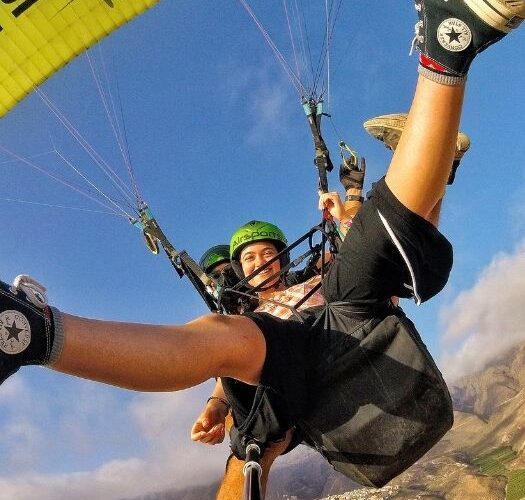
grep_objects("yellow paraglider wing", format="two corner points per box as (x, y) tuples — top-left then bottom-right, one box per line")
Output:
(0, 0), (160, 117)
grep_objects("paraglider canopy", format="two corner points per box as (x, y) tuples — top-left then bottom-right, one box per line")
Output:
(0, 0), (160, 117)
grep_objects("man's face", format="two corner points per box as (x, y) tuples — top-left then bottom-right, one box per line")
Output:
(208, 262), (229, 281)
(240, 241), (281, 288)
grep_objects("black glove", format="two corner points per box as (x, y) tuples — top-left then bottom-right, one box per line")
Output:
(339, 156), (366, 191)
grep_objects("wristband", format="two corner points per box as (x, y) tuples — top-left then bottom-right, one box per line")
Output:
(207, 396), (231, 410)
(345, 194), (364, 202)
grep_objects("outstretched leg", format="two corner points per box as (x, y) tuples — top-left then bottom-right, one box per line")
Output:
(385, 76), (465, 219)
(53, 313), (266, 390)
(0, 277), (266, 391)
(363, 112), (471, 227)
(386, 0), (523, 218)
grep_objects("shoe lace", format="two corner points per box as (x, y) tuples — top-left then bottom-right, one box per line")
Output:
(10, 274), (48, 308)
(409, 20), (424, 56)
(409, 1), (423, 56)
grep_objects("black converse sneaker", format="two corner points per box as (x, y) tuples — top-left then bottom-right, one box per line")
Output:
(412, 0), (525, 84)
(0, 276), (61, 385)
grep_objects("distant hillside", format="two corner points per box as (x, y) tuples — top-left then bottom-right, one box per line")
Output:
(265, 447), (360, 500)
(129, 447), (359, 500)
(130, 341), (525, 500)
(129, 481), (219, 500)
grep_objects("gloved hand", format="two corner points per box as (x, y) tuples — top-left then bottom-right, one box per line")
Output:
(339, 143), (365, 191)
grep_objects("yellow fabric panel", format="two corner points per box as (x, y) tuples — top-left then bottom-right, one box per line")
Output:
(0, 0), (160, 117)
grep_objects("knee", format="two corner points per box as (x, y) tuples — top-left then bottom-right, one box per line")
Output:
(193, 314), (266, 383)
(221, 315), (266, 382)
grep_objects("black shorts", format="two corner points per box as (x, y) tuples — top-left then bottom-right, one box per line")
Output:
(222, 178), (453, 486)
(323, 176), (453, 306)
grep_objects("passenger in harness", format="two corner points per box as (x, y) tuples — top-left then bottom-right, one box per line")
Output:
(0, 0), (522, 494)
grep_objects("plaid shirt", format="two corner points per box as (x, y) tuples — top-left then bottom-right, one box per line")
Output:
(254, 275), (325, 320)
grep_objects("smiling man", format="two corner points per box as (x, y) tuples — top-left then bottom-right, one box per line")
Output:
(231, 222), (288, 296)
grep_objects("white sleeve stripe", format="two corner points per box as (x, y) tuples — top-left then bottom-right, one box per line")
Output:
(377, 209), (422, 306)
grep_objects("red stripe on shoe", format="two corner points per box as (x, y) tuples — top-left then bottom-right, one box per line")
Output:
(420, 54), (446, 72)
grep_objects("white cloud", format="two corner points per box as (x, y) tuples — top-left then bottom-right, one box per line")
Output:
(0, 379), (229, 499)
(0, 374), (49, 470)
(1, 419), (45, 469)
(223, 60), (295, 145)
(0, 447), (225, 500)
(0, 374), (28, 404)
(247, 83), (291, 144)
(439, 240), (525, 381)
(128, 387), (230, 480)
(0, 459), (146, 500)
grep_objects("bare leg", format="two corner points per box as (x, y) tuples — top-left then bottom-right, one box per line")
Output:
(385, 76), (465, 218)
(217, 454), (245, 499)
(427, 197), (444, 228)
(52, 313), (266, 391)
(217, 430), (293, 499)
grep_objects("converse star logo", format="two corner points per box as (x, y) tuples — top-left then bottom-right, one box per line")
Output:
(0, 310), (31, 355)
(446, 27), (462, 44)
(437, 18), (472, 52)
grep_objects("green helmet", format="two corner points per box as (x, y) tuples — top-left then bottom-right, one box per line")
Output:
(230, 220), (289, 277)
(199, 245), (230, 273)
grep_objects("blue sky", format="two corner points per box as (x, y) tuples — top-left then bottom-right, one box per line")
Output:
(0, 1), (524, 498)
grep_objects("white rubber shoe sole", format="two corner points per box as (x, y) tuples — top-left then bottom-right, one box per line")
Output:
(464, 0), (525, 33)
